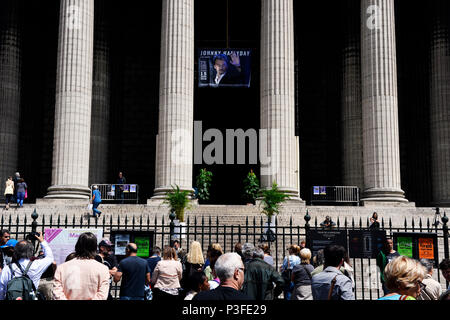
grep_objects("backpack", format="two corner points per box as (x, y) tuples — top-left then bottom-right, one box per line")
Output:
(6, 261), (37, 300)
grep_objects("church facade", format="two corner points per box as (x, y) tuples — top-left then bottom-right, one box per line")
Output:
(0, 0), (449, 208)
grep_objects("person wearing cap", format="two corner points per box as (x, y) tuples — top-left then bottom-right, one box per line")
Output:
(0, 233), (54, 300)
(0, 238), (18, 272)
(95, 238), (118, 300)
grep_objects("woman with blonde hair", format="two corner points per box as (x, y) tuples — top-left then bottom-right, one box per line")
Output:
(378, 256), (427, 300)
(291, 248), (314, 300)
(151, 246), (183, 301)
(4, 177), (14, 210)
(181, 241), (205, 289)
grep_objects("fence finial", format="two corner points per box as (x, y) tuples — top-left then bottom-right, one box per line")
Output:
(304, 210), (311, 224)
(31, 209), (38, 233)
(442, 211), (449, 225)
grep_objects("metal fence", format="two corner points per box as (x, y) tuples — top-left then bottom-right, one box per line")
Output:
(1, 209), (448, 300)
(311, 186), (360, 205)
(90, 184), (139, 204)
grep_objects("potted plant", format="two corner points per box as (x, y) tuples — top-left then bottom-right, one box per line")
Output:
(195, 168), (213, 203)
(164, 185), (191, 223)
(259, 182), (290, 241)
(243, 169), (260, 205)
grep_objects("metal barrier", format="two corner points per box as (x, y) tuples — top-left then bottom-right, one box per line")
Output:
(90, 184), (139, 204)
(311, 186), (359, 205)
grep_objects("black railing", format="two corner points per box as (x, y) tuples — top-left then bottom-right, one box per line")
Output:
(1, 209), (448, 300)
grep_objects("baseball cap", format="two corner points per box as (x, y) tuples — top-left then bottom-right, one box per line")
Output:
(0, 239), (18, 249)
(99, 238), (112, 248)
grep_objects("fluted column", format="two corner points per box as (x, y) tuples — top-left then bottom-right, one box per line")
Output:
(46, 0), (94, 199)
(360, 0), (407, 202)
(89, 0), (110, 185)
(0, 0), (21, 198)
(430, 0), (450, 206)
(152, 0), (194, 199)
(341, 0), (363, 190)
(260, 0), (301, 201)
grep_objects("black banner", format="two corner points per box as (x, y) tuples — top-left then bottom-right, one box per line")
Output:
(307, 229), (348, 257)
(198, 49), (252, 88)
(348, 230), (386, 259)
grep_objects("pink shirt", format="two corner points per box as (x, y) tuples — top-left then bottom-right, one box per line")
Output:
(151, 259), (182, 289)
(53, 258), (110, 300)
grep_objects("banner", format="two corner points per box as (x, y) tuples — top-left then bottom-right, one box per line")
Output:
(348, 230), (386, 259)
(393, 233), (439, 266)
(397, 236), (414, 258)
(198, 49), (252, 88)
(110, 230), (155, 262)
(44, 228), (103, 265)
(418, 237), (434, 260)
(135, 236), (150, 258)
(308, 230), (347, 257)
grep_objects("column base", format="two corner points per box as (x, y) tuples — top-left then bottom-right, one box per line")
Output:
(361, 188), (408, 203)
(45, 185), (91, 200)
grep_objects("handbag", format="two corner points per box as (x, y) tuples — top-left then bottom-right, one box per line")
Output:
(87, 203), (93, 210)
(24, 190), (28, 199)
(327, 275), (338, 300)
(144, 285), (153, 300)
(281, 257), (292, 288)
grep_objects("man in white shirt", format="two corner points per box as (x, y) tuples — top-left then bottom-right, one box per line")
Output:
(418, 259), (442, 300)
(0, 233), (54, 299)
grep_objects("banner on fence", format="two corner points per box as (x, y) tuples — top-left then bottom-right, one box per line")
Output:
(393, 232), (439, 267)
(308, 230), (347, 257)
(44, 228), (103, 265)
(348, 230), (386, 259)
(110, 230), (155, 262)
(397, 236), (414, 258)
(418, 237), (434, 260)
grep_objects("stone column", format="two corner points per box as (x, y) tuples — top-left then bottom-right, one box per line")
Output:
(360, 0), (407, 202)
(46, 0), (94, 199)
(341, 0), (364, 190)
(0, 1), (21, 198)
(260, 0), (301, 201)
(152, 0), (194, 199)
(430, 0), (450, 206)
(89, 0), (110, 186)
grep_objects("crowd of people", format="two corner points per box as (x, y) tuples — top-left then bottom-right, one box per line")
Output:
(0, 228), (449, 301)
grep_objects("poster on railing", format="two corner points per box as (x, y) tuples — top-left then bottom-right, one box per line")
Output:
(114, 234), (130, 256)
(397, 236), (413, 258)
(308, 230), (347, 257)
(393, 232), (439, 267)
(348, 230), (386, 258)
(44, 228), (103, 265)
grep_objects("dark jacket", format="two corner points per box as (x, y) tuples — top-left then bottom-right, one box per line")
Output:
(242, 258), (285, 300)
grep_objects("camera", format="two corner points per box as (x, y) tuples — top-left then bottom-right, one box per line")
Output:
(26, 231), (41, 241)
